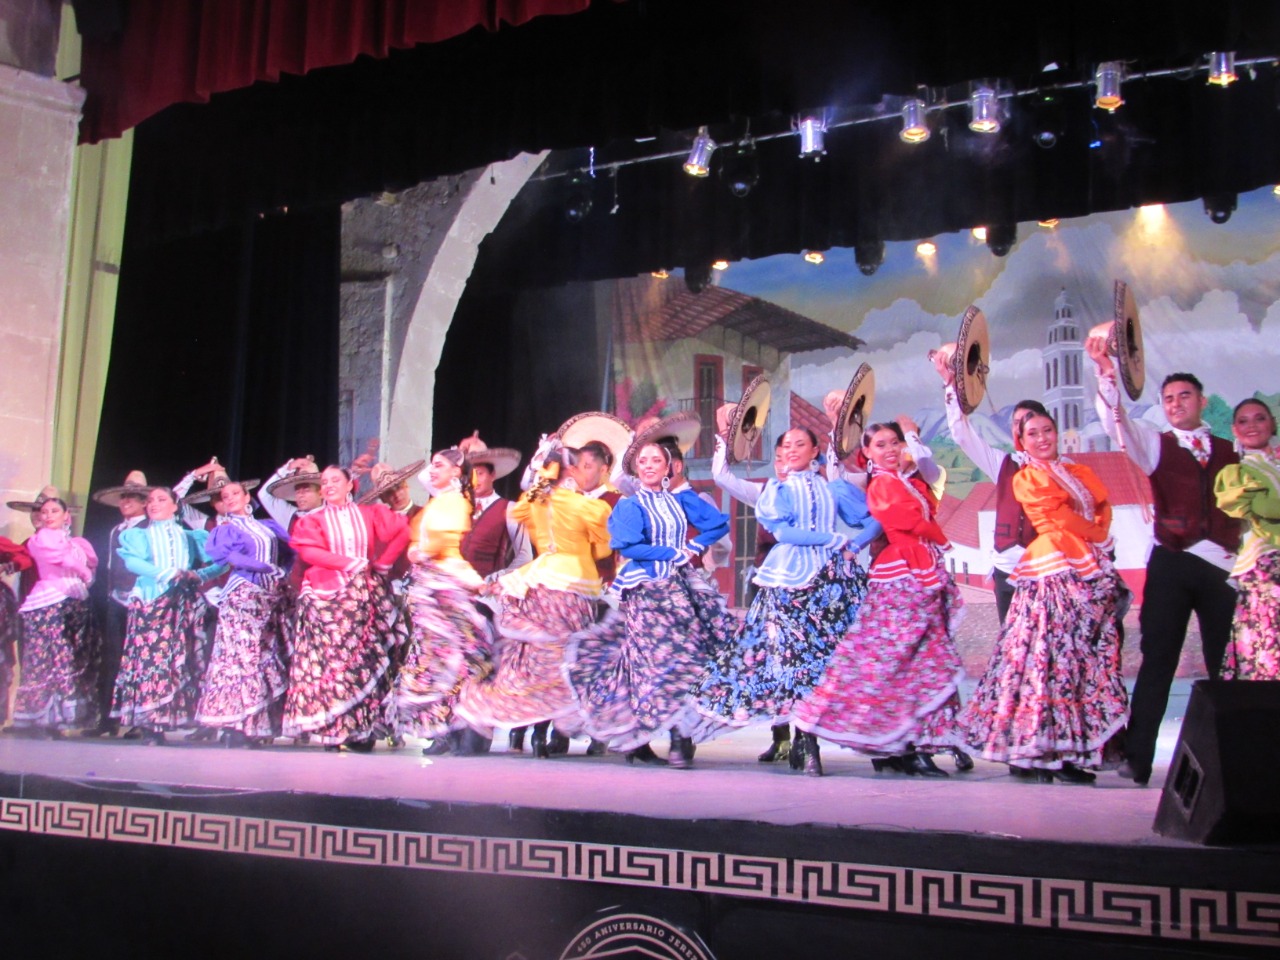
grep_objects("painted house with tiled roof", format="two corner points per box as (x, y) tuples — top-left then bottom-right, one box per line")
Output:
(938, 452), (1155, 598)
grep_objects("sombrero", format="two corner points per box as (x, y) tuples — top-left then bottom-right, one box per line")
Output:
(7, 484), (68, 513)
(556, 411), (634, 468)
(458, 433), (521, 479)
(183, 470), (261, 506)
(950, 306), (990, 415)
(622, 411), (702, 476)
(357, 460), (426, 505)
(1112, 280), (1145, 401)
(91, 470), (152, 508)
(721, 374), (771, 464)
(833, 363), (876, 461)
(265, 460), (322, 502)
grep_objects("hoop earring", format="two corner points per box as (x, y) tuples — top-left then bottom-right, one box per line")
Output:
(661, 476), (670, 491)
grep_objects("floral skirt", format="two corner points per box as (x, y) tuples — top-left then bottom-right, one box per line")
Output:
(688, 554), (867, 742)
(112, 578), (208, 729)
(195, 579), (289, 737)
(283, 571), (406, 744)
(1222, 551), (1280, 680)
(13, 598), (99, 729)
(793, 564), (965, 755)
(564, 565), (738, 753)
(387, 561), (495, 739)
(454, 586), (595, 731)
(959, 569), (1129, 769)
(0, 584), (18, 725)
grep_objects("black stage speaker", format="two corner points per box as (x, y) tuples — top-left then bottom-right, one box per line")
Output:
(1153, 680), (1280, 845)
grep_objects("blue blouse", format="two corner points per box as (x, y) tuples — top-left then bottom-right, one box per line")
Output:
(118, 519), (223, 603)
(754, 472), (881, 589)
(609, 488), (730, 592)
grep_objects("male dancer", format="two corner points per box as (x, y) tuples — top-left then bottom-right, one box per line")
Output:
(1088, 341), (1239, 786)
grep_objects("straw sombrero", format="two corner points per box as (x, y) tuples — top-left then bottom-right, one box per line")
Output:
(264, 460), (322, 503)
(7, 484), (68, 512)
(91, 470), (152, 508)
(357, 460), (426, 505)
(721, 374), (771, 464)
(458, 433), (521, 479)
(622, 411), (702, 476)
(183, 470), (261, 506)
(556, 411), (634, 468)
(833, 363), (876, 461)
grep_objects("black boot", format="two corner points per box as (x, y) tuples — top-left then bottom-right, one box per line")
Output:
(797, 732), (823, 777)
(668, 730), (694, 769)
(901, 752), (949, 777)
(586, 739), (608, 756)
(547, 728), (571, 756)
(508, 726), (527, 753)
(788, 731), (806, 771)
(946, 746), (975, 772)
(757, 723), (791, 763)
(871, 756), (904, 773)
(624, 743), (667, 766)
(1053, 762), (1097, 785)
(530, 721), (551, 759)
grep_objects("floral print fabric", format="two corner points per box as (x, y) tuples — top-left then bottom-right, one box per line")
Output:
(1222, 550), (1280, 680)
(112, 575), (208, 729)
(195, 578), (289, 737)
(12, 597), (99, 729)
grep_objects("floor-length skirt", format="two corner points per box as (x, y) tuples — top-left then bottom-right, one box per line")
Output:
(1222, 551), (1280, 680)
(112, 578), (208, 729)
(12, 597), (99, 729)
(689, 554), (866, 742)
(454, 586), (595, 731)
(194, 579), (289, 737)
(565, 565), (739, 753)
(0, 584), (18, 725)
(959, 569), (1128, 769)
(387, 561), (495, 739)
(793, 564), (965, 754)
(283, 570), (406, 744)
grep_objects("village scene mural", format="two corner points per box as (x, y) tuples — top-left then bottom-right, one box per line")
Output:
(603, 185), (1280, 677)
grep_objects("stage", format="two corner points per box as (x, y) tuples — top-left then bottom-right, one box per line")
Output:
(2, 684), (1277, 960)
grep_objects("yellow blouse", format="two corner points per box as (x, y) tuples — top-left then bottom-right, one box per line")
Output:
(500, 486), (612, 598)
(1215, 451), (1280, 577)
(409, 490), (482, 587)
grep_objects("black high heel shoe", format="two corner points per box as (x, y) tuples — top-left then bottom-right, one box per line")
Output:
(508, 726), (527, 753)
(901, 752), (949, 777)
(585, 739), (608, 756)
(184, 725), (217, 743)
(624, 743), (668, 766)
(343, 735), (376, 754)
(1053, 762), (1096, 785)
(530, 721), (551, 759)
(946, 747), (975, 772)
(141, 728), (166, 746)
(667, 732), (694, 769)
(547, 729), (571, 756)
(788, 732), (806, 771)
(871, 756), (904, 773)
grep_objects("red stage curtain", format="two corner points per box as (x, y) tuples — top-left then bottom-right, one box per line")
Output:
(77, 0), (596, 143)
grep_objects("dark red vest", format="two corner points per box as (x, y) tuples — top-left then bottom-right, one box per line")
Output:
(594, 490), (622, 585)
(754, 526), (777, 568)
(993, 457), (1037, 553)
(1150, 433), (1240, 552)
(462, 497), (512, 579)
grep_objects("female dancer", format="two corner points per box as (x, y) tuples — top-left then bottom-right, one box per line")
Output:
(388, 448), (494, 754)
(194, 480), (291, 747)
(284, 466), (409, 751)
(793, 422), (965, 776)
(958, 410), (1128, 783)
(455, 445), (612, 756)
(0, 539), (27, 726)
(113, 486), (223, 743)
(693, 428), (879, 769)
(11, 496), (100, 735)
(565, 440), (737, 767)
(1215, 398), (1280, 679)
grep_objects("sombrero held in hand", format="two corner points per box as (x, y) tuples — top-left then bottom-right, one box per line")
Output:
(931, 305), (990, 415)
(833, 363), (876, 461)
(622, 411), (702, 476)
(357, 460), (426, 505)
(715, 374), (771, 465)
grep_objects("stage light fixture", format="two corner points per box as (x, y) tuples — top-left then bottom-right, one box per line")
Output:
(986, 223), (1016, 257)
(916, 240), (937, 257)
(803, 250), (826, 265)
(651, 269), (670, 280)
(1038, 218), (1060, 228)
(796, 115), (827, 158)
(968, 87), (1000, 134)
(1094, 62), (1124, 112)
(711, 260), (730, 271)
(970, 226), (988, 242)
(1203, 192), (1237, 224)
(900, 99), (930, 143)
(685, 264), (713, 293)
(1273, 185), (1280, 197)
(684, 126), (715, 177)
(855, 240), (885, 276)
(721, 140), (760, 197)
(563, 173), (593, 224)
(1208, 52), (1238, 87)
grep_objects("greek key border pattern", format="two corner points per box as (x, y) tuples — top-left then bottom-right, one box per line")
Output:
(2, 797), (1276, 947)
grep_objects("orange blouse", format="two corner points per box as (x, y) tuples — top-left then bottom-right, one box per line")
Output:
(1010, 461), (1112, 582)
